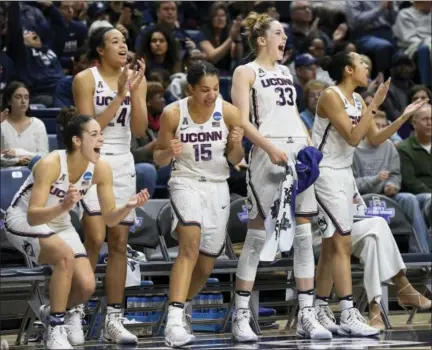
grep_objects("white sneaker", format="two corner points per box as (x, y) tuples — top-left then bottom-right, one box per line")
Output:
(338, 308), (380, 337)
(183, 312), (193, 335)
(232, 309), (258, 343)
(38, 304), (50, 326)
(296, 307), (332, 339)
(45, 325), (73, 349)
(103, 311), (138, 344)
(64, 304), (85, 345)
(164, 323), (195, 348)
(315, 305), (340, 334)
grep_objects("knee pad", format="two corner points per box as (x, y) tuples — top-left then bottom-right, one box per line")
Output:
(293, 223), (315, 279)
(236, 229), (266, 281)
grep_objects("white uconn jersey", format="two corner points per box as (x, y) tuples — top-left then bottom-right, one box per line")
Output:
(10, 150), (95, 226)
(91, 67), (131, 154)
(246, 62), (304, 138)
(171, 97), (230, 181)
(312, 86), (362, 168)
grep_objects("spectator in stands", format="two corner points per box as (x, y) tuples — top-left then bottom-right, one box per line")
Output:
(352, 112), (431, 253)
(313, 200), (432, 330)
(135, 1), (204, 59)
(1, 81), (49, 167)
(305, 38), (334, 85)
(136, 25), (181, 78)
(346, 1), (397, 77)
(130, 82), (162, 195)
(286, 1), (332, 59)
(199, 2), (244, 74)
(0, 52), (15, 98)
(408, 85), (432, 105)
(7, 2), (64, 107)
(293, 53), (317, 111)
(39, 1), (89, 73)
(393, 1), (431, 86)
(361, 92), (402, 145)
(56, 106), (78, 150)
(131, 82), (165, 165)
(300, 80), (327, 135)
(398, 104), (432, 237)
(381, 53), (416, 139)
(53, 46), (90, 108)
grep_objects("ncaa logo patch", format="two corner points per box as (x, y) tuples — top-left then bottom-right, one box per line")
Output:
(213, 111), (222, 121)
(83, 172), (93, 181)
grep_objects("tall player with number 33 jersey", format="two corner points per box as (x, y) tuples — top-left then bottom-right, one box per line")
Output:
(230, 12), (331, 342)
(73, 27), (148, 344)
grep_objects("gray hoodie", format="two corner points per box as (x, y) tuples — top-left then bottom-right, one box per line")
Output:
(352, 139), (401, 194)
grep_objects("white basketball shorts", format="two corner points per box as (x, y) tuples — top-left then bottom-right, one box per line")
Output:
(5, 207), (86, 265)
(81, 152), (136, 225)
(315, 167), (356, 238)
(168, 176), (230, 257)
(247, 138), (318, 220)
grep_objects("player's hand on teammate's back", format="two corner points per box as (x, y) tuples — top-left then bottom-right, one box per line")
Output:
(61, 184), (83, 211)
(229, 126), (244, 144)
(267, 145), (288, 166)
(118, 63), (130, 98)
(170, 138), (183, 157)
(127, 189), (150, 208)
(129, 58), (146, 94)
(372, 78), (391, 107)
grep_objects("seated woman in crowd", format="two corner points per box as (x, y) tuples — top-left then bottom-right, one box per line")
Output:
(137, 25), (181, 79)
(199, 2), (244, 74)
(1, 81), (49, 167)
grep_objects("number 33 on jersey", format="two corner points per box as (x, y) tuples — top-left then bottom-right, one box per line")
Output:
(246, 62), (305, 138)
(172, 97), (230, 182)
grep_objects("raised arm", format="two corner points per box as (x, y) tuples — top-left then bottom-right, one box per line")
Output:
(365, 98), (429, 146)
(153, 106), (182, 167)
(27, 154), (77, 226)
(223, 102), (245, 165)
(94, 160), (149, 227)
(129, 59), (148, 137)
(73, 69), (127, 129)
(231, 65), (286, 165)
(318, 80), (390, 147)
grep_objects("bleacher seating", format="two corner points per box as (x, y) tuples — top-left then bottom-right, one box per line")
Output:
(0, 167), (30, 210)
(47, 135), (58, 152)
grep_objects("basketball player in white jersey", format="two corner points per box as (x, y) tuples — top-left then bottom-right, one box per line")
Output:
(154, 61), (244, 348)
(311, 51), (428, 336)
(230, 12), (331, 341)
(72, 27), (147, 344)
(4, 115), (149, 349)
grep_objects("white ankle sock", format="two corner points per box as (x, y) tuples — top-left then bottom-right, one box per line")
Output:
(235, 292), (250, 310)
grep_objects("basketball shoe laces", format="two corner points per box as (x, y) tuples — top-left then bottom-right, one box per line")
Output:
(301, 308), (321, 334)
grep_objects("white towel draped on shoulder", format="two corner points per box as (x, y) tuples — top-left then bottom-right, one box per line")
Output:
(260, 162), (297, 261)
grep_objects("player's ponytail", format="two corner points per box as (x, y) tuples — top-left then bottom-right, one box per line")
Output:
(318, 51), (353, 84)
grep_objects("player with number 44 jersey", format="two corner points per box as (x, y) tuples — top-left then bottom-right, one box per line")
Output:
(72, 27), (148, 345)
(154, 61), (244, 348)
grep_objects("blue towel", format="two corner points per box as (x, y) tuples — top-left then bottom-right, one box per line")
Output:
(295, 146), (323, 193)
